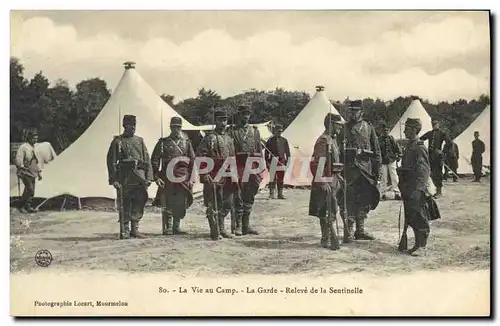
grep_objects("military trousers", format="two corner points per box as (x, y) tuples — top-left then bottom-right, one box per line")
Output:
(204, 182), (233, 220)
(161, 186), (189, 220)
(472, 155), (483, 181)
(119, 185), (148, 223)
(234, 181), (260, 219)
(342, 176), (373, 223)
(429, 154), (444, 188)
(403, 191), (430, 247)
(19, 175), (36, 208)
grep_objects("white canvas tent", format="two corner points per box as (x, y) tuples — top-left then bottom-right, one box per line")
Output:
(389, 99), (433, 139)
(10, 62), (205, 205)
(281, 86), (344, 186)
(453, 105), (490, 174)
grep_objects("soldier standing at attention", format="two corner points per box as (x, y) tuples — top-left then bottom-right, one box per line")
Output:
(420, 119), (449, 197)
(265, 124), (291, 199)
(471, 131), (486, 182)
(106, 115), (154, 239)
(337, 100), (382, 241)
(196, 110), (236, 240)
(15, 129), (42, 213)
(378, 124), (402, 200)
(397, 118), (431, 256)
(228, 104), (263, 236)
(309, 113), (345, 249)
(151, 117), (195, 235)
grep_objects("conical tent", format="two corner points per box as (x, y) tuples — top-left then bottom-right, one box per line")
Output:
(453, 105), (490, 174)
(281, 86), (344, 186)
(390, 99), (433, 139)
(10, 62), (203, 204)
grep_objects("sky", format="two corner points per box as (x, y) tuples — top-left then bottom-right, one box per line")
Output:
(10, 10), (490, 103)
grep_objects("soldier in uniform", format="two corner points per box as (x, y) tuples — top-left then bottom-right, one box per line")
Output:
(151, 117), (195, 235)
(337, 100), (381, 241)
(228, 105), (263, 236)
(15, 129), (42, 213)
(196, 109), (236, 240)
(397, 118), (431, 255)
(378, 123), (402, 200)
(309, 113), (345, 249)
(420, 119), (450, 197)
(106, 115), (154, 239)
(471, 131), (485, 182)
(265, 124), (291, 199)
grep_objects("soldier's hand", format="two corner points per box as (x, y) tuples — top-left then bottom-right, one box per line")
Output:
(38, 174), (42, 181)
(113, 181), (122, 189)
(155, 178), (165, 188)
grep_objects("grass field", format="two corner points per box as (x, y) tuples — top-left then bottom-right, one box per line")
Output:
(10, 178), (490, 277)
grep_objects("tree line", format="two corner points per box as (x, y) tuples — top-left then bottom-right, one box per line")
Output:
(11, 56), (490, 155)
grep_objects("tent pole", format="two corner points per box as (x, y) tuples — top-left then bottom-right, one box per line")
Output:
(77, 197), (82, 210)
(60, 195), (67, 212)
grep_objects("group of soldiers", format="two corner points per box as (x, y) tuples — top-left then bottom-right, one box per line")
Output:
(105, 106), (265, 241)
(102, 100), (440, 256)
(13, 98), (486, 257)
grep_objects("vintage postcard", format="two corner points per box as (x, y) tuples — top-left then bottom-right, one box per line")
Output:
(9, 9), (491, 317)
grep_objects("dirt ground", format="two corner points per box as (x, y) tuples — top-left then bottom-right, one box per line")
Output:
(10, 178), (490, 277)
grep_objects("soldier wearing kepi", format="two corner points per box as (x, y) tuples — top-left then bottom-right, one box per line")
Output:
(196, 109), (236, 240)
(397, 118), (431, 255)
(106, 115), (154, 239)
(228, 104), (264, 236)
(309, 113), (345, 249)
(265, 124), (291, 199)
(151, 117), (195, 235)
(337, 100), (381, 241)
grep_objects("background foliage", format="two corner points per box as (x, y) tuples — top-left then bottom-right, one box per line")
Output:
(11, 57), (490, 154)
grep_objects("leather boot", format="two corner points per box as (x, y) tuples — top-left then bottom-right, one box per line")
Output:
(120, 222), (131, 239)
(434, 187), (442, 198)
(234, 213), (243, 236)
(242, 214), (259, 235)
(130, 220), (146, 238)
(269, 183), (276, 199)
(354, 214), (375, 240)
(161, 210), (173, 235)
(407, 228), (420, 255)
(219, 215), (233, 239)
(173, 217), (187, 235)
(319, 218), (328, 248)
(277, 183), (285, 199)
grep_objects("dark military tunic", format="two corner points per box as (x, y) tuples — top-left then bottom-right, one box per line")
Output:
(151, 134), (195, 220)
(309, 131), (342, 218)
(228, 124), (263, 221)
(337, 120), (382, 218)
(378, 134), (401, 165)
(196, 129), (236, 221)
(265, 135), (290, 185)
(420, 129), (449, 188)
(472, 139), (485, 180)
(398, 139), (431, 246)
(106, 134), (153, 222)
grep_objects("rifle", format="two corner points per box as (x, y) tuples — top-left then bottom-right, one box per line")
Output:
(340, 115), (350, 244)
(159, 102), (167, 234)
(396, 162), (408, 252)
(325, 107), (340, 250)
(116, 105), (126, 239)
